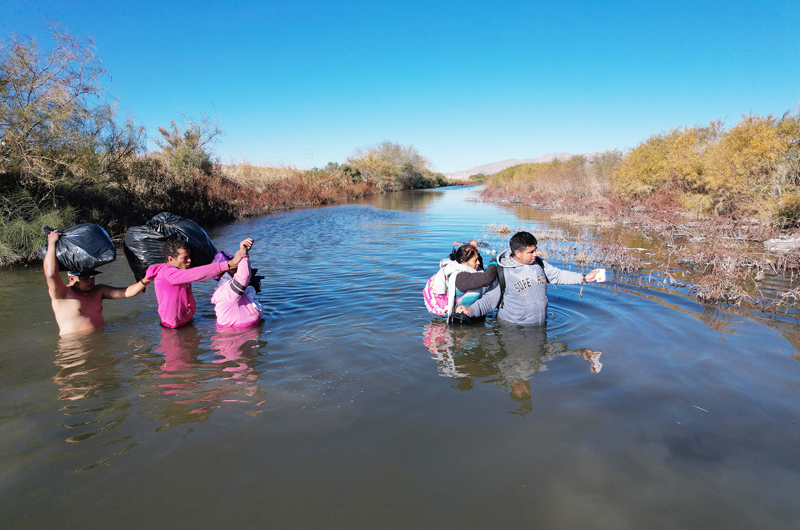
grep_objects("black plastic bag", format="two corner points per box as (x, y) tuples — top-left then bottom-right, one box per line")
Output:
(123, 212), (217, 281)
(39, 224), (116, 273)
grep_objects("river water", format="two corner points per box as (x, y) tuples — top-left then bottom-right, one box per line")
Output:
(2, 186), (799, 528)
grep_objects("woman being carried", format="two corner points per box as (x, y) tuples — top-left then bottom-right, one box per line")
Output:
(424, 243), (497, 322)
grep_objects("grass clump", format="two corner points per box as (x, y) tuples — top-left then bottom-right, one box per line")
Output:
(0, 194), (76, 265)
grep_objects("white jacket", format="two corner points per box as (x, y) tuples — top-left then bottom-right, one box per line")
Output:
(432, 258), (480, 319)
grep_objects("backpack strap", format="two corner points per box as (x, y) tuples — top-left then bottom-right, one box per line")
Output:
(535, 256), (549, 283)
(497, 265), (506, 308)
(489, 258), (506, 309)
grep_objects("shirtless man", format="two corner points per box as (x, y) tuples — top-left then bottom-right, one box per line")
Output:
(44, 231), (150, 336)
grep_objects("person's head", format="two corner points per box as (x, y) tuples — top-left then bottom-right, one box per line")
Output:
(509, 231), (538, 264)
(67, 270), (99, 291)
(214, 271), (233, 294)
(166, 239), (192, 269)
(583, 350), (603, 374)
(509, 379), (531, 400)
(449, 244), (480, 270)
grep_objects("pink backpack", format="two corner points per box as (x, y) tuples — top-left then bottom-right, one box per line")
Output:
(423, 274), (450, 316)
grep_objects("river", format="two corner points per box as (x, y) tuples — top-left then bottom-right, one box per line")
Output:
(2, 186), (799, 528)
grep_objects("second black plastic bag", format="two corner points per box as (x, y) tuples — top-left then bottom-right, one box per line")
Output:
(123, 213), (218, 281)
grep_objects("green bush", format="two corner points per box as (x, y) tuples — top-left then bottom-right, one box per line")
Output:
(0, 205), (76, 265)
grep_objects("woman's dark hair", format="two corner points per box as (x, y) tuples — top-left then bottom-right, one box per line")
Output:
(165, 239), (191, 260)
(449, 244), (479, 264)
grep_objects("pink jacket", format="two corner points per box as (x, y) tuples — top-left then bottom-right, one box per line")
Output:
(146, 261), (228, 328)
(210, 256), (262, 328)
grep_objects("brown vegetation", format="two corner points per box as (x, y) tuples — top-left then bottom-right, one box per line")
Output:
(0, 29), (454, 265)
(480, 108), (800, 310)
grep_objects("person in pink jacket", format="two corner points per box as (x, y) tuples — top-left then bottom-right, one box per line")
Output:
(211, 238), (263, 328)
(145, 239), (247, 328)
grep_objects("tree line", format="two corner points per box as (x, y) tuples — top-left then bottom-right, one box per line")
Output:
(0, 27), (453, 265)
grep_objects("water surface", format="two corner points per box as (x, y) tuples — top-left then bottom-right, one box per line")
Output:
(2, 186), (799, 528)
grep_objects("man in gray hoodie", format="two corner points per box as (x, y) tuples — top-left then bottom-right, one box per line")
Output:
(456, 231), (601, 324)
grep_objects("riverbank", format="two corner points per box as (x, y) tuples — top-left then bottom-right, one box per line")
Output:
(478, 108), (800, 310)
(480, 186), (800, 310)
(0, 30), (457, 266)
(0, 156), (457, 267)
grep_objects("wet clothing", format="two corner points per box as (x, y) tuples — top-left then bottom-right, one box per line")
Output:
(146, 261), (229, 328)
(211, 256), (262, 328)
(469, 249), (584, 325)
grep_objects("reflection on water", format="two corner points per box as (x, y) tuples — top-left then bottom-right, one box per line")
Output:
(152, 325), (265, 421)
(52, 324), (268, 469)
(423, 320), (602, 414)
(3, 186), (800, 528)
(54, 333), (119, 402)
(354, 186), (448, 212)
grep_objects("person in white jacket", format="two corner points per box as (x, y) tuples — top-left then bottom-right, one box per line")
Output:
(428, 243), (498, 321)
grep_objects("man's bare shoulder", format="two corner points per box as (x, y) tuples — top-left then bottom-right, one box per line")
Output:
(56, 285), (105, 302)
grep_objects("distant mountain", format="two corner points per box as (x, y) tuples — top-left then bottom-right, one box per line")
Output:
(447, 151), (606, 180)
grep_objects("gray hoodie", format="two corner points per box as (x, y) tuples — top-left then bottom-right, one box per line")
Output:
(468, 248), (584, 324)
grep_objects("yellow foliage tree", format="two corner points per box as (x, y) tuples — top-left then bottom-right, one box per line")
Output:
(613, 122), (722, 198)
(702, 114), (789, 214)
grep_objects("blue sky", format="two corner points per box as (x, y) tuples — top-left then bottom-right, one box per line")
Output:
(2, 0), (799, 172)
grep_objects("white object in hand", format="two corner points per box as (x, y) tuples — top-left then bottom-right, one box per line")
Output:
(596, 269), (606, 282)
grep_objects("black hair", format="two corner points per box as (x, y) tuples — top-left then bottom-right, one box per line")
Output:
(449, 244), (479, 264)
(165, 238), (191, 260)
(509, 231), (538, 255)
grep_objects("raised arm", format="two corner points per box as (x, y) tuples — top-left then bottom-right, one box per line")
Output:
(232, 256), (252, 287)
(43, 231), (67, 299)
(156, 260), (229, 285)
(231, 238), (254, 286)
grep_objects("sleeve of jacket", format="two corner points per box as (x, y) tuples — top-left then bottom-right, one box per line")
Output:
(542, 260), (584, 285)
(161, 261), (228, 285)
(454, 264), (498, 291)
(469, 278), (502, 317)
(232, 256), (251, 288)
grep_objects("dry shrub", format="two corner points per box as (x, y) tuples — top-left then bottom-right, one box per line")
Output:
(682, 246), (766, 304)
(611, 111), (800, 219)
(489, 223), (511, 235)
(614, 122), (721, 197)
(346, 141), (451, 190)
(220, 160), (300, 192)
(485, 107), (800, 226)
